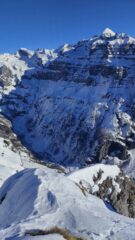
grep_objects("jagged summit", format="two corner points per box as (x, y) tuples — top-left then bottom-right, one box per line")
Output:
(101, 27), (116, 38)
(15, 29), (135, 62)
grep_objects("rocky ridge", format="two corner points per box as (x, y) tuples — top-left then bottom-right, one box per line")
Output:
(69, 164), (135, 218)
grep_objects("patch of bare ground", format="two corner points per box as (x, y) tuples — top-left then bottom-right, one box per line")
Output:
(25, 227), (85, 240)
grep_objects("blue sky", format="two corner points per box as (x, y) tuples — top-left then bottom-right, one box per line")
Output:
(0, 0), (135, 53)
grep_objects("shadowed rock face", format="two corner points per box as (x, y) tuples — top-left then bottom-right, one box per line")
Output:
(94, 171), (135, 218)
(0, 65), (13, 87)
(0, 114), (37, 161)
(1, 29), (135, 175)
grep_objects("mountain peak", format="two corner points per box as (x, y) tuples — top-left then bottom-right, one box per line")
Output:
(101, 28), (116, 38)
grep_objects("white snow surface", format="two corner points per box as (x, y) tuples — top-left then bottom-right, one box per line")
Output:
(0, 167), (135, 240)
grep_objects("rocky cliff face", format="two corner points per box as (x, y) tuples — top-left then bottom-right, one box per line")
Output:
(1, 28), (135, 176)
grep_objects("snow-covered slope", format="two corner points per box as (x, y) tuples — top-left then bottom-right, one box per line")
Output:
(0, 167), (135, 240)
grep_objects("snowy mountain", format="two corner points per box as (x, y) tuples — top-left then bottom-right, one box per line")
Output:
(1, 28), (135, 178)
(0, 28), (135, 239)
